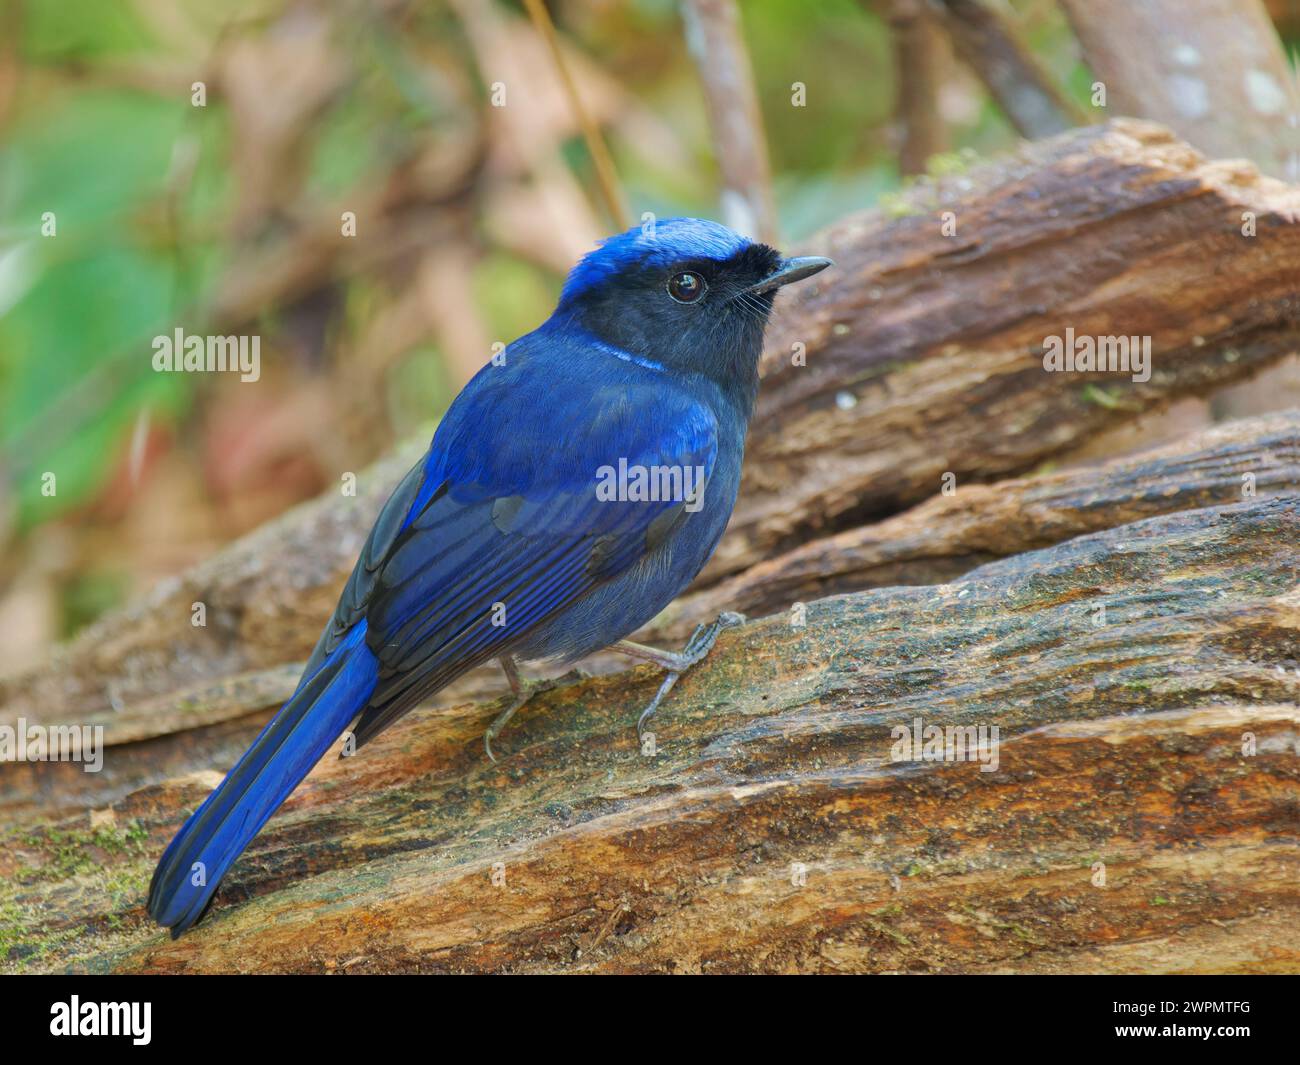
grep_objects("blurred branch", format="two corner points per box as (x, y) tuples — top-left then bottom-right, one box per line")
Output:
(933, 0), (1086, 138)
(889, 0), (949, 176)
(449, 0), (603, 266)
(1059, 0), (1300, 181)
(521, 0), (629, 230)
(415, 240), (493, 386)
(219, 6), (348, 236)
(680, 0), (778, 243)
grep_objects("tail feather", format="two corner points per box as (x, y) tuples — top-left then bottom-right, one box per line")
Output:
(148, 623), (378, 936)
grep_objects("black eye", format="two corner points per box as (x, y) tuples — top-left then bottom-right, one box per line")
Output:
(667, 271), (706, 304)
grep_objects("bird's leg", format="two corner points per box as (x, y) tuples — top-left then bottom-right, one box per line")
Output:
(485, 655), (587, 763)
(612, 611), (746, 740)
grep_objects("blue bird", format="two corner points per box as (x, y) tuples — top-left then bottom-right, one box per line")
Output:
(147, 217), (831, 935)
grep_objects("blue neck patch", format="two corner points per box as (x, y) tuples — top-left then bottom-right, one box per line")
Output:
(583, 333), (667, 373)
(559, 217), (751, 306)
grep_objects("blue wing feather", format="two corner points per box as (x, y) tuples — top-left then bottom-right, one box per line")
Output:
(348, 332), (718, 745)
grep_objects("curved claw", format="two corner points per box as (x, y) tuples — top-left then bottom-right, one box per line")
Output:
(636, 671), (681, 742)
(624, 610), (748, 746)
(682, 610), (747, 664)
(483, 657), (590, 763)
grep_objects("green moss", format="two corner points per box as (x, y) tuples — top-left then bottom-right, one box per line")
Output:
(924, 148), (981, 177)
(0, 903), (23, 959)
(103, 865), (150, 909)
(864, 918), (912, 946)
(0, 898), (86, 974)
(0, 820), (156, 973)
(878, 191), (926, 219)
(1080, 383), (1122, 409)
(13, 819), (149, 883)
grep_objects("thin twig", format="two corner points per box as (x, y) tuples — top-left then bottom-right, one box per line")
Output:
(520, 0), (629, 230)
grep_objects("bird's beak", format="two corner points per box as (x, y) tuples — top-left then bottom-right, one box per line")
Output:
(743, 255), (833, 296)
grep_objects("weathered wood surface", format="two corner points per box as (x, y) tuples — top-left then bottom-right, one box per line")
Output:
(1056, 0), (1300, 429)
(3, 119), (1298, 735)
(2, 119), (1298, 973)
(670, 409), (1300, 633)
(2, 495), (1296, 972)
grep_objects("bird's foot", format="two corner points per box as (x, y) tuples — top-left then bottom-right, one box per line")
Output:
(613, 611), (746, 741)
(485, 657), (588, 763)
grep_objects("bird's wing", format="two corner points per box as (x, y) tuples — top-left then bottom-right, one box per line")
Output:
(310, 349), (718, 749)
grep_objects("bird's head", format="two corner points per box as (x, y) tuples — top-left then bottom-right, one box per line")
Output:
(551, 217), (831, 398)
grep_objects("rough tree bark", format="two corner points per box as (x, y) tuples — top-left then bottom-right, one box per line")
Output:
(3, 495), (1296, 972)
(736, 120), (1299, 577)
(672, 410), (1300, 632)
(1, 120), (1297, 973)
(1059, 0), (1300, 428)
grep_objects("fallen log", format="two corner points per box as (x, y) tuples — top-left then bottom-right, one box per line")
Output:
(2, 495), (1296, 973)
(3, 119), (1297, 729)
(669, 409), (1300, 632)
(3, 408), (1294, 826)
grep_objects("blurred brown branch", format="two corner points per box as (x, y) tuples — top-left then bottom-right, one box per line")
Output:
(889, 0), (950, 175)
(934, 0), (1087, 138)
(1060, 0), (1300, 182)
(681, 0), (779, 243)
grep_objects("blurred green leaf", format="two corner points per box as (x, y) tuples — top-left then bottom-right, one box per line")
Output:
(21, 0), (155, 61)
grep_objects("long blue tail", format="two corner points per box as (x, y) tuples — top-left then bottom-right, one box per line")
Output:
(148, 623), (378, 936)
